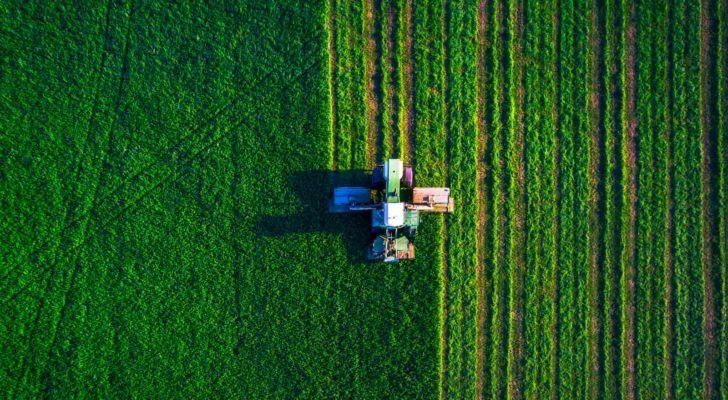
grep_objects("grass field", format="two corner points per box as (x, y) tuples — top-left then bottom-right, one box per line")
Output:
(1, 0), (726, 398)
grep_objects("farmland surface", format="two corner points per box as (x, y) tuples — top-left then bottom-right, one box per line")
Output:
(1, 0), (726, 399)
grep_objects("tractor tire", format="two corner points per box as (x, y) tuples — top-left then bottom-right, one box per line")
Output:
(401, 167), (414, 188)
(371, 166), (384, 189)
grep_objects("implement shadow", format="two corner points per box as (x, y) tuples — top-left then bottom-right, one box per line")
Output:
(255, 169), (374, 263)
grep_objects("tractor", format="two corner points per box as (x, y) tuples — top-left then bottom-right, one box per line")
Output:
(328, 159), (454, 262)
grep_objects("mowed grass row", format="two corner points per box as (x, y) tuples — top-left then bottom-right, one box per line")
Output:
(483, 0), (511, 397)
(554, 0), (590, 398)
(1, 1), (334, 397)
(523, 1), (557, 398)
(379, 0), (397, 160)
(635, 0), (667, 398)
(412, 1), (450, 398)
(672, 1), (704, 398)
(443, 0), (479, 397)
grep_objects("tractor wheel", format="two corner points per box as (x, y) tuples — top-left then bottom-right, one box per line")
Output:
(371, 166), (384, 189)
(401, 167), (414, 188)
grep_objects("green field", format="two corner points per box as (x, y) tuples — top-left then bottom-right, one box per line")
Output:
(1, 1), (726, 399)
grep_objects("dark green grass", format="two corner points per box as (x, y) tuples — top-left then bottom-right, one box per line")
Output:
(1, 1), (438, 398)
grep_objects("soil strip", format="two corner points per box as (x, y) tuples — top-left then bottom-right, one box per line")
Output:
(401, 0), (415, 163)
(507, 0), (527, 398)
(328, 0), (339, 170)
(364, 0), (383, 167)
(698, 0), (721, 397)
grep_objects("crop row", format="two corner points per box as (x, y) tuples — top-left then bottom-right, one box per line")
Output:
(484, 0), (511, 397)
(673, 1), (705, 399)
(716, 2), (728, 398)
(553, 0), (590, 398)
(441, 0), (479, 397)
(331, 0), (366, 171)
(634, 0), (668, 398)
(600, 0), (623, 396)
(523, 1), (558, 398)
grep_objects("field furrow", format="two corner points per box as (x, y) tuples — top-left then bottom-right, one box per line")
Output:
(698, 0), (722, 398)
(555, 0), (590, 397)
(474, 1), (492, 397)
(364, 0), (383, 167)
(443, 1), (479, 396)
(720, 0), (728, 395)
(619, 1), (638, 398)
(601, 0), (624, 396)
(486, 0), (513, 398)
(663, 1), (677, 397)
(587, 0), (606, 398)
(574, 2), (591, 397)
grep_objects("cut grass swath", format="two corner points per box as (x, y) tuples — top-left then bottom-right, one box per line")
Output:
(486, 0), (512, 398)
(635, 0), (667, 397)
(720, 0), (728, 395)
(523, 0), (558, 398)
(673, 1), (704, 398)
(443, 0), (478, 397)
(506, 0), (527, 398)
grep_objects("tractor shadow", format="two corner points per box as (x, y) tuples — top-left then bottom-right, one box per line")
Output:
(255, 169), (374, 263)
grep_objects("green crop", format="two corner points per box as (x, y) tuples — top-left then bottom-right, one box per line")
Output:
(2, 1), (724, 398)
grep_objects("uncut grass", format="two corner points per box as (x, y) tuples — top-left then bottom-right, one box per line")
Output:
(601, 0), (623, 396)
(1, 2), (439, 398)
(717, 2), (728, 398)
(485, 0), (512, 398)
(505, 0), (528, 398)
